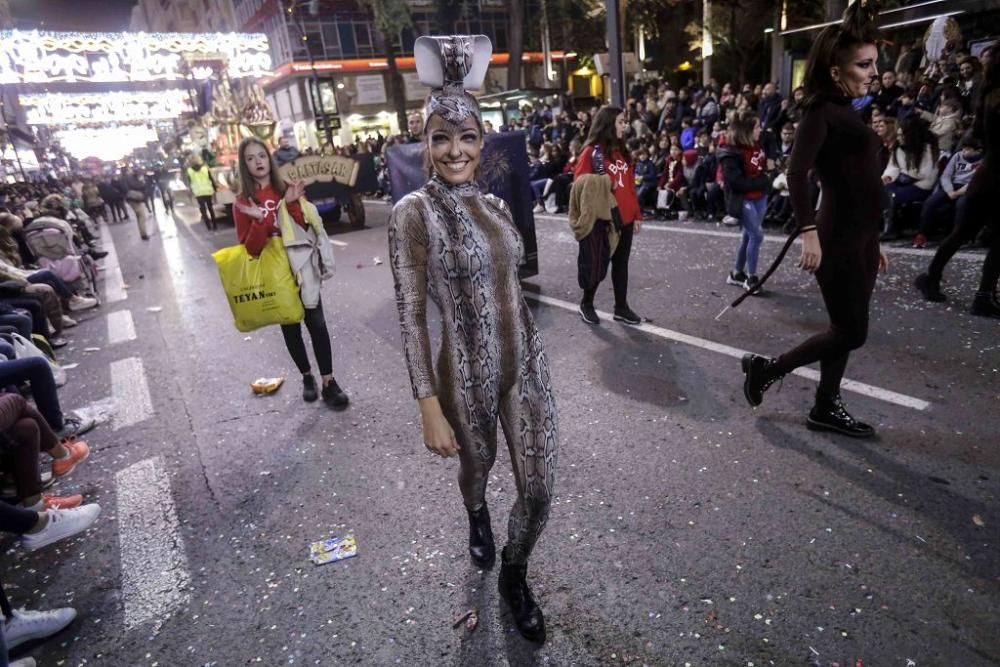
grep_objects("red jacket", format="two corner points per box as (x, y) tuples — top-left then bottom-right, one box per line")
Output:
(658, 156), (684, 190)
(574, 145), (641, 224)
(233, 184), (307, 257)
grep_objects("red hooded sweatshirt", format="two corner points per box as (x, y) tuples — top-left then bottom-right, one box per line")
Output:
(574, 145), (641, 224)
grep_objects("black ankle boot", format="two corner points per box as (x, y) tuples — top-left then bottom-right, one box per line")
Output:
(302, 374), (318, 403)
(970, 291), (1000, 319)
(915, 273), (946, 302)
(807, 393), (875, 438)
(498, 547), (545, 643)
(321, 379), (350, 409)
(467, 505), (495, 567)
(741, 354), (783, 407)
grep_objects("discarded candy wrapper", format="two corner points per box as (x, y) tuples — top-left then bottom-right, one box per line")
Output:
(972, 514), (985, 527)
(147, 306), (163, 313)
(83, 347), (101, 352)
(251, 377), (284, 395)
(309, 535), (357, 565)
(373, 256), (383, 266)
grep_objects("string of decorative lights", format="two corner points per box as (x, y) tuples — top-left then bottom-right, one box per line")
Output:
(19, 91), (193, 126)
(0, 30), (272, 84)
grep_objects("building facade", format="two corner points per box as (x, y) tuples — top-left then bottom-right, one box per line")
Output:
(130, 0), (238, 34)
(233, 0), (563, 148)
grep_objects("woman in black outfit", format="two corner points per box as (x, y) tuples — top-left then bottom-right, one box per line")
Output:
(742, 0), (889, 438)
(915, 44), (1000, 318)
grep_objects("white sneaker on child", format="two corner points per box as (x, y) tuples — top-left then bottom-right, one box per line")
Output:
(4, 606), (77, 649)
(61, 315), (78, 328)
(10, 658), (37, 667)
(20, 504), (101, 552)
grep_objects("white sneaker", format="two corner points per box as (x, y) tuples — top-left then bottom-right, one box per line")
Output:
(722, 215), (740, 226)
(10, 658), (37, 667)
(61, 315), (78, 328)
(4, 606), (77, 649)
(68, 295), (98, 312)
(21, 504), (101, 552)
(533, 203), (545, 213)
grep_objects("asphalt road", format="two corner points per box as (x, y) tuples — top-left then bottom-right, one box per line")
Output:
(4, 196), (997, 667)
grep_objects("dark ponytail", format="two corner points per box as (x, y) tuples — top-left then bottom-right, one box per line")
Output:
(802, 0), (879, 108)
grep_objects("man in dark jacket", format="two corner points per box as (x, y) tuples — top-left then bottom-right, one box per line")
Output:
(274, 136), (301, 166)
(757, 83), (783, 133)
(876, 70), (905, 115)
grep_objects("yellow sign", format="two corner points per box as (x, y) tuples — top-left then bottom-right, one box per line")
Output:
(278, 155), (359, 188)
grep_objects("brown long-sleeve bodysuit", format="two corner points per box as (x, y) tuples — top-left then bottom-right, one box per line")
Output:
(388, 174), (558, 566)
(776, 94), (884, 396)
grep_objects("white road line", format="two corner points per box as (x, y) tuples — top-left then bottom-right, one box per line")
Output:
(98, 223), (128, 302)
(524, 292), (931, 411)
(535, 214), (984, 262)
(107, 309), (136, 345)
(115, 456), (191, 631)
(110, 357), (154, 429)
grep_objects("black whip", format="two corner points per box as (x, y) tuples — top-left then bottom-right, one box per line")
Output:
(715, 227), (805, 321)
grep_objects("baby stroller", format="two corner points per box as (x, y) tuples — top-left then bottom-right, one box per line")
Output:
(22, 217), (100, 299)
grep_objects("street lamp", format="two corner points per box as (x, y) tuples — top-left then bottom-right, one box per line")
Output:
(763, 27), (773, 82)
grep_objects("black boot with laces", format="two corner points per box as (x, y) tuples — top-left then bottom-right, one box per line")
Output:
(741, 354), (783, 407)
(807, 393), (875, 438)
(467, 504), (495, 567)
(498, 547), (546, 643)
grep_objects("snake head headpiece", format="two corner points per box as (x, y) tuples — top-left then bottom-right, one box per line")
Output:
(415, 35), (493, 131)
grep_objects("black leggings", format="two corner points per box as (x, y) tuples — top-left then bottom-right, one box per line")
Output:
(583, 222), (634, 308)
(196, 195), (216, 222)
(774, 232), (880, 399)
(927, 162), (1000, 293)
(280, 298), (333, 377)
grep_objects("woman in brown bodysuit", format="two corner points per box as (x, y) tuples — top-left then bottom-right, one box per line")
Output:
(388, 35), (557, 643)
(742, 1), (889, 438)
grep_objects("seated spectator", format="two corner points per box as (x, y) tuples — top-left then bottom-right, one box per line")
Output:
(656, 145), (685, 217)
(634, 148), (660, 214)
(913, 132), (983, 248)
(881, 116), (940, 241)
(0, 392), (90, 511)
(874, 116), (899, 171)
(920, 97), (963, 155)
(876, 70), (904, 114)
(895, 86), (920, 123)
(0, 355), (95, 439)
(530, 144), (566, 213)
(679, 118), (697, 151)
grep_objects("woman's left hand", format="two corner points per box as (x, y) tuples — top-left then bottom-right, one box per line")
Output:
(879, 249), (890, 274)
(634, 218), (643, 234)
(284, 181), (306, 204)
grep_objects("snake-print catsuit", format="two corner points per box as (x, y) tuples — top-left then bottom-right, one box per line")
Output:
(388, 174), (558, 566)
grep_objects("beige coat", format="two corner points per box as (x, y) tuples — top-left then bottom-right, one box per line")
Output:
(568, 173), (620, 254)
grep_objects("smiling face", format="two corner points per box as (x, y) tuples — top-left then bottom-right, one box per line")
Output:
(834, 44), (879, 98)
(426, 114), (483, 185)
(243, 141), (271, 184)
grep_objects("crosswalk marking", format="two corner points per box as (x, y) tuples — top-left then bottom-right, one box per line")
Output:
(98, 223), (128, 302)
(524, 292), (931, 411)
(109, 357), (154, 429)
(115, 456), (191, 631)
(107, 309), (136, 345)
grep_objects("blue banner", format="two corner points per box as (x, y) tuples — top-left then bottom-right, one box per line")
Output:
(385, 131), (538, 278)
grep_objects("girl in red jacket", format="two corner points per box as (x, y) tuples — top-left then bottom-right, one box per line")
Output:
(233, 138), (349, 408)
(574, 106), (643, 325)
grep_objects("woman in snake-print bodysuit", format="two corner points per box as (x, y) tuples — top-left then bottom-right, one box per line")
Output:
(387, 34), (557, 644)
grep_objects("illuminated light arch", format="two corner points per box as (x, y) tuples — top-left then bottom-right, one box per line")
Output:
(19, 91), (194, 126)
(0, 29), (272, 84)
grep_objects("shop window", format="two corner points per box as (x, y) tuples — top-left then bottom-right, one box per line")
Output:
(322, 24), (342, 58)
(355, 24), (373, 57)
(338, 23), (356, 56)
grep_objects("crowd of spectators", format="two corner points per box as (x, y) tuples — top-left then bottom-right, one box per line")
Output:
(368, 38), (993, 253)
(0, 177), (110, 665)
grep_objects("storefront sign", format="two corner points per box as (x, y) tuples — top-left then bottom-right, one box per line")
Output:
(402, 72), (426, 102)
(0, 30), (271, 84)
(279, 155), (359, 188)
(19, 91), (193, 126)
(354, 75), (387, 105)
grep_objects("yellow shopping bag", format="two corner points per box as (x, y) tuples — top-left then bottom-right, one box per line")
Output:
(212, 237), (304, 332)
